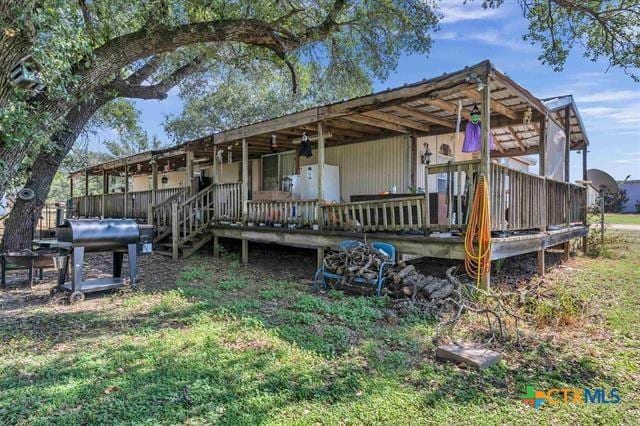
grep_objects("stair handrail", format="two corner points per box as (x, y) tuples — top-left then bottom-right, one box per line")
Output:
(153, 187), (190, 212)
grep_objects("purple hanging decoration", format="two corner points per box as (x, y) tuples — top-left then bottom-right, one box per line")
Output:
(462, 104), (495, 153)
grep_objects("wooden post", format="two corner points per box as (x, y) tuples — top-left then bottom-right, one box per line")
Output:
(171, 201), (179, 260)
(212, 147), (218, 184)
(479, 67), (492, 290)
(151, 159), (158, 205)
(582, 146), (588, 255)
(564, 106), (571, 228)
(317, 122), (325, 202)
(538, 115), (546, 176)
(537, 249), (545, 276)
(564, 106), (571, 182)
(423, 164), (430, 232)
(563, 241), (570, 261)
(101, 170), (107, 218)
(123, 163), (129, 218)
(69, 175), (74, 199)
(539, 115), (548, 229)
(241, 239), (248, 265)
(409, 135), (417, 189)
(316, 122), (325, 226)
(242, 138), (249, 223)
(213, 234), (220, 257)
(186, 149), (195, 195)
(148, 159), (158, 224)
(84, 170), (89, 217)
(317, 247), (325, 270)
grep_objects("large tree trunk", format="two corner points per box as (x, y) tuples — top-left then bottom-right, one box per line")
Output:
(0, 0), (35, 107)
(2, 98), (105, 251)
(0, 0), (36, 194)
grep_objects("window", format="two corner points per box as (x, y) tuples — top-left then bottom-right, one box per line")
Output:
(261, 151), (296, 191)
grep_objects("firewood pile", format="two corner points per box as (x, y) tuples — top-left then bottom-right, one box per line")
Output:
(321, 243), (460, 316)
(322, 243), (528, 342)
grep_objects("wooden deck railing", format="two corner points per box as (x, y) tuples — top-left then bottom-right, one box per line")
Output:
(425, 160), (481, 230)
(490, 163), (547, 231)
(70, 187), (186, 219)
(320, 196), (425, 232)
(69, 163), (586, 240)
(211, 183), (242, 222)
(247, 199), (319, 226)
(425, 160), (587, 232)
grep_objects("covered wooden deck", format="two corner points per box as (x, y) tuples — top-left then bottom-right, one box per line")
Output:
(68, 60), (591, 285)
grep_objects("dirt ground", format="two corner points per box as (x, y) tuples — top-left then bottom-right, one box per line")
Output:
(0, 239), (563, 318)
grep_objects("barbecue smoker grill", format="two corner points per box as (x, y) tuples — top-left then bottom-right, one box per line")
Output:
(55, 219), (153, 302)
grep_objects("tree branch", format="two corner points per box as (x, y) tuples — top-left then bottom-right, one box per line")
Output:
(78, 0), (96, 41)
(109, 56), (205, 100)
(125, 56), (164, 85)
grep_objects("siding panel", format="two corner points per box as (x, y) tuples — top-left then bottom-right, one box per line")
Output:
(300, 135), (410, 201)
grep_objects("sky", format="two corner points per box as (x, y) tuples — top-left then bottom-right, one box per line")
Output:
(92, 0), (639, 181)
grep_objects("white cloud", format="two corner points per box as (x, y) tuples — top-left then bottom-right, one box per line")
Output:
(436, 0), (507, 24)
(579, 102), (640, 136)
(433, 29), (531, 51)
(575, 90), (640, 103)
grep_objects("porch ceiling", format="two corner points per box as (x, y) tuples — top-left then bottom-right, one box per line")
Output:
(71, 60), (590, 178)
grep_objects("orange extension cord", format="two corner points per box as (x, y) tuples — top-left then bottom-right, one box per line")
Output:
(464, 174), (492, 285)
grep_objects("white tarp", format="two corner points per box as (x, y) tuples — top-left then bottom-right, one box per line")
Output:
(545, 120), (566, 181)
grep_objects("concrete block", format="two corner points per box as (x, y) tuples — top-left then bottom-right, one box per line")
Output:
(436, 343), (502, 370)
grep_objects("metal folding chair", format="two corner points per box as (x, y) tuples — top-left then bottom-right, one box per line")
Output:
(314, 240), (396, 296)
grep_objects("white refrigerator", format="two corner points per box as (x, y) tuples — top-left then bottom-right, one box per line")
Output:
(296, 164), (340, 202)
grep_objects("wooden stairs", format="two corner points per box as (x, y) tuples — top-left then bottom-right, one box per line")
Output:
(150, 184), (219, 259)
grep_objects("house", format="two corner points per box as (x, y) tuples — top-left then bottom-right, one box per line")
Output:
(620, 180), (640, 213)
(68, 60), (590, 285)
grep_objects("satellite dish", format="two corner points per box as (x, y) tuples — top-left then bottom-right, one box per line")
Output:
(586, 169), (618, 194)
(17, 188), (35, 201)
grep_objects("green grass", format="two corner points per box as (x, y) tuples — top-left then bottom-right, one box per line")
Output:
(604, 213), (640, 225)
(1, 239), (639, 425)
(589, 213), (640, 226)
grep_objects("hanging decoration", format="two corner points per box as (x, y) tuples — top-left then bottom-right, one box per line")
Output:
(227, 145), (233, 164)
(163, 163), (171, 172)
(270, 134), (278, 151)
(216, 149), (224, 164)
(462, 104), (495, 153)
(454, 99), (462, 161)
(421, 143), (432, 165)
(298, 132), (312, 158)
(161, 175), (169, 185)
(523, 106), (532, 126)
(9, 55), (45, 92)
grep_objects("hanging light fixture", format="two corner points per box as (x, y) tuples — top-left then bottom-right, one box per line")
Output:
(270, 134), (278, 151)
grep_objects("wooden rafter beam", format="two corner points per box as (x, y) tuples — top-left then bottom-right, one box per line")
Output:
(490, 132), (506, 153)
(360, 110), (430, 133)
(389, 105), (455, 128)
(461, 89), (518, 120)
(343, 114), (410, 133)
(419, 98), (471, 120)
(506, 126), (527, 151)
(297, 124), (365, 140)
(326, 119), (382, 134)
